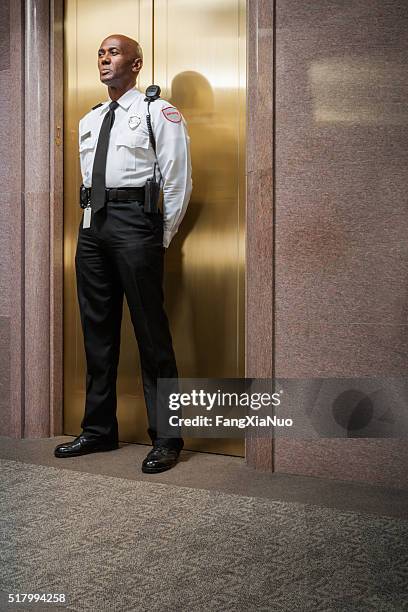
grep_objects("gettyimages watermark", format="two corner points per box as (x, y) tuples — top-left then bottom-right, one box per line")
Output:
(155, 377), (408, 439)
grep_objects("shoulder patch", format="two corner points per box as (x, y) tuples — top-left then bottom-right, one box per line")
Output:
(92, 102), (103, 110)
(161, 106), (182, 123)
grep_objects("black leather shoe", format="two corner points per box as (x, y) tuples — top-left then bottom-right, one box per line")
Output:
(54, 434), (118, 458)
(142, 445), (181, 473)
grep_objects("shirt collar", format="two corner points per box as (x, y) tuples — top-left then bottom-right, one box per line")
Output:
(99, 87), (142, 114)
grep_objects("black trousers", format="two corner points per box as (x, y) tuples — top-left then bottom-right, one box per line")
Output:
(74, 198), (183, 450)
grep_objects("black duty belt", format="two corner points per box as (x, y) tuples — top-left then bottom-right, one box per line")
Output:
(80, 185), (145, 208)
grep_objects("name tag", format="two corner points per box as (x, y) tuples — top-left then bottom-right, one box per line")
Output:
(80, 130), (92, 142)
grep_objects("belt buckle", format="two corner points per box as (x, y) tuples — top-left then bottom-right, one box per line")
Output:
(108, 188), (119, 202)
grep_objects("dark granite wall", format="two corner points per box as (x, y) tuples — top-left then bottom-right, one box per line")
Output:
(246, 0), (408, 486)
(0, 0), (12, 434)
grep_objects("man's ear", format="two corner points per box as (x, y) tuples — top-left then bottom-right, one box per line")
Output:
(132, 58), (143, 74)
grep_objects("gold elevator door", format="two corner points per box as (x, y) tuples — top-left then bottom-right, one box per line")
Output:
(63, 0), (246, 456)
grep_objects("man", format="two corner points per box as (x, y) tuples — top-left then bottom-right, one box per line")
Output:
(54, 34), (192, 473)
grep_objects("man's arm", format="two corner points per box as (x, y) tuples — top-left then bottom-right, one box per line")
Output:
(151, 103), (193, 248)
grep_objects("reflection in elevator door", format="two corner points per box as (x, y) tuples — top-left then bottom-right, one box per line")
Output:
(63, 0), (246, 456)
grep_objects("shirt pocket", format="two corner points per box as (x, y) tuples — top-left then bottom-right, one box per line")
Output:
(115, 131), (150, 171)
(79, 131), (97, 181)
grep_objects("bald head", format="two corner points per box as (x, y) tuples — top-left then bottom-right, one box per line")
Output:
(97, 34), (143, 95)
(100, 34), (143, 62)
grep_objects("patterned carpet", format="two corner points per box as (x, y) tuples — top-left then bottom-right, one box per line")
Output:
(1, 458), (407, 611)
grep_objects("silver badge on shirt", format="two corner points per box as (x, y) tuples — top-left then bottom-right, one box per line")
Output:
(128, 114), (141, 129)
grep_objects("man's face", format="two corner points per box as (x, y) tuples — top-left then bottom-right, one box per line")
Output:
(97, 36), (142, 87)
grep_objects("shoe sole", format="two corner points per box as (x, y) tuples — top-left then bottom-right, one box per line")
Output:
(54, 445), (118, 458)
(141, 462), (178, 474)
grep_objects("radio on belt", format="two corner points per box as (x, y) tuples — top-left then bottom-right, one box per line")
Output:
(144, 85), (163, 214)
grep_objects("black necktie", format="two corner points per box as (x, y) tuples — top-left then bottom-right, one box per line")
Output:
(90, 100), (119, 213)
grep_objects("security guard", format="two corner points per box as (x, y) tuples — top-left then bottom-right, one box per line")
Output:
(54, 34), (192, 473)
